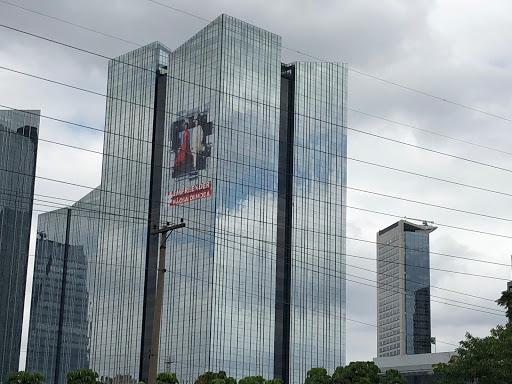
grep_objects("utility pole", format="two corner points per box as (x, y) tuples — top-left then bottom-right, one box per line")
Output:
(148, 221), (185, 384)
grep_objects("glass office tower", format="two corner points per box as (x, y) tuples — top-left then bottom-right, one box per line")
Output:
(26, 189), (101, 384)
(287, 62), (347, 383)
(376, 220), (436, 358)
(27, 15), (347, 384)
(159, 15), (281, 382)
(0, 110), (39, 382)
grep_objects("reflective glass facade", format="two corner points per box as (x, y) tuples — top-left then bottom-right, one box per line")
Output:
(27, 189), (101, 384)
(92, 41), (170, 383)
(0, 110), (39, 382)
(160, 15), (281, 382)
(376, 220), (435, 357)
(288, 62), (347, 384)
(27, 15), (347, 384)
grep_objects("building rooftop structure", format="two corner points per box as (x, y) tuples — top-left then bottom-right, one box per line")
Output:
(374, 352), (456, 384)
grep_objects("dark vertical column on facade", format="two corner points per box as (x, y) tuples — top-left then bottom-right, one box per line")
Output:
(413, 287), (431, 353)
(140, 68), (168, 383)
(274, 65), (295, 384)
(54, 208), (72, 384)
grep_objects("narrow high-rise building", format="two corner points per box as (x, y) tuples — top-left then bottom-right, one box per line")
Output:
(27, 15), (347, 384)
(376, 220), (436, 358)
(0, 109), (39, 382)
(26, 189), (101, 384)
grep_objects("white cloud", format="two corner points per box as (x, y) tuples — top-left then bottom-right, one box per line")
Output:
(1, 0), (511, 372)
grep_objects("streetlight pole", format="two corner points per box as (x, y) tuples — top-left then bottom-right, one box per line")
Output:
(147, 221), (185, 384)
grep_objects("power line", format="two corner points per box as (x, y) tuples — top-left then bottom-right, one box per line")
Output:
(0, 0), (141, 46)
(144, 0), (512, 124)
(4, 102), (512, 208)
(348, 108), (512, 157)
(2, 64), (512, 222)
(4, 0), (502, 130)
(19, 191), (510, 293)
(21, 194), (504, 313)
(3, 161), (512, 272)
(3, 2), (511, 168)
(24, 226), (472, 349)
(1, 26), (512, 177)
(2, 0), (509, 164)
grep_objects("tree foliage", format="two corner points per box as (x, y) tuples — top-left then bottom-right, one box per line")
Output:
(264, 380), (283, 384)
(331, 361), (380, 384)
(433, 323), (512, 384)
(194, 372), (235, 384)
(238, 376), (283, 384)
(239, 376), (265, 384)
(157, 372), (179, 384)
(496, 290), (512, 322)
(304, 368), (331, 384)
(379, 370), (405, 384)
(4, 371), (45, 384)
(67, 369), (99, 384)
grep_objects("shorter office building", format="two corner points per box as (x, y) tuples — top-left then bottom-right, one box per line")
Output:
(377, 220), (436, 357)
(374, 352), (455, 384)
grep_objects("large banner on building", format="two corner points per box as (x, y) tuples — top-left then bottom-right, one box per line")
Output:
(168, 109), (213, 206)
(170, 111), (213, 179)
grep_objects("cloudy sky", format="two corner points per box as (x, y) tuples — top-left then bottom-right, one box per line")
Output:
(1, 0), (511, 371)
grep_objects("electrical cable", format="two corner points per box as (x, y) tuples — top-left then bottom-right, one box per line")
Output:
(2, 0), (509, 164)
(3, 163), (512, 273)
(0, 28), (511, 177)
(144, 0), (512, 124)
(0, 0), (141, 46)
(21, 194), (510, 308)
(2, 91), (512, 228)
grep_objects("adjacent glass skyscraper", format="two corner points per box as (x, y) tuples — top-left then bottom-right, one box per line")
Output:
(376, 220), (436, 358)
(0, 110), (39, 382)
(27, 15), (347, 384)
(26, 189), (101, 384)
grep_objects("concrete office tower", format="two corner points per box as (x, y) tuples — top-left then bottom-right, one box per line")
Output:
(377, 220), (436, 358)
(0, 110), (39, 382)
(26, 15), (347, 384)
(26, 189), (101, 384)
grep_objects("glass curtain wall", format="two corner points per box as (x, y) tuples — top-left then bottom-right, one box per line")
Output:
(404, 231), (431, 355)
(288, 63), (347, 384)
(0, 110), (39, 382)
(160, 15), (281, 383)
(27, 189), (101, 384)
(91, 42), (170, 382)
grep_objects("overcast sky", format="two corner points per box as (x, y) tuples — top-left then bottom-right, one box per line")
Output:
(1, 0), (511, 372)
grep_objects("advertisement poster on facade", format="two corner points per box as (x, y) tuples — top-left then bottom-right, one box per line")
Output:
(168, 109), (213, 206)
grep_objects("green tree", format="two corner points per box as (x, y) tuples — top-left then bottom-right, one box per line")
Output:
(157, 372), (179, 384)
(331, 362), (380, 384)
(304, 368), (330, 384)
(379, 369), (405, 384)
(4, 371), (45, 384)
(238, 376), (282, 384)
(496, 290), (512, 322)
(239, 377), (265, 384)
(433, 323), (512, 384)
(264, 380), (283, 384)
(194, 372), (235, 384)
(67, 369), (99, 384)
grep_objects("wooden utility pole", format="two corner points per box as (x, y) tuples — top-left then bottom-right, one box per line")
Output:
(148, 221), (185, 384)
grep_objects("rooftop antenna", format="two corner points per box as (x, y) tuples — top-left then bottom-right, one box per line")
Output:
(403, 216), (435, 226)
